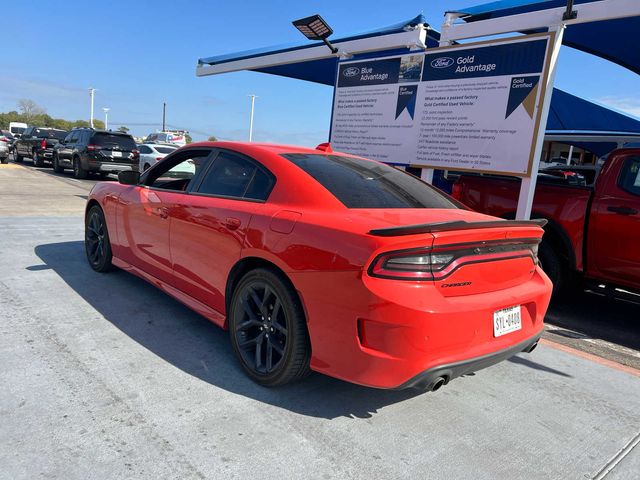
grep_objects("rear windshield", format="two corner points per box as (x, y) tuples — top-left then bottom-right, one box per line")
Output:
(34, 129), (67, 140)
(281, 153), (459, 209)
(155, 146), (177, 154)
(91, 132), (136, 150)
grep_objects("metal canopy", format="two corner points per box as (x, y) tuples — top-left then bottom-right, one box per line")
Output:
(196, 15), (440, 84)
(451, 0), (640, 75)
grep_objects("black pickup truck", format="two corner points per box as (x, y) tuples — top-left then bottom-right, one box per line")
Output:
(14, 127), (68, 167)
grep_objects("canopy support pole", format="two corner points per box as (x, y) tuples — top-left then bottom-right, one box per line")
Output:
(515, 24), (565, 220)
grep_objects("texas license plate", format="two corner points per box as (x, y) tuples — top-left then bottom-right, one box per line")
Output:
(493, 305), (522, 337)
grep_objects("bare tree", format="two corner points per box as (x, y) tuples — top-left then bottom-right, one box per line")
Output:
(17, 99), (46, 122)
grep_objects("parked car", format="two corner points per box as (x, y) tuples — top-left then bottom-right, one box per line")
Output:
(85, 141), (551, 391)
(53, 128), (139, 179)
(13, 127), (68, 167)
(8, 122), (27, 138)
(452, 148), (640, 297)
(138, 143), (178, 171)
(145, 131), (187, 146)
(0, 130), (14, 163)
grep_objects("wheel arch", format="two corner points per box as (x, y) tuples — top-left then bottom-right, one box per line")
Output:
(225, 256), (308, 324)
(500, 211), (575, 270)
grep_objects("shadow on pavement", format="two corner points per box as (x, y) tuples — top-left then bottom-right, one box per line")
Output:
(546, 290), (640, 353)
(35, 241), (425, 420)
(507, 355), (572, 377)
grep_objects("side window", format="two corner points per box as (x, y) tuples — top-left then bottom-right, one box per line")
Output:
(139, 145), (152, 154)
(24, 127), (33, 137)
(63, 132), (74, 143)
(619, 156), (640, 196)
(145, 150), (211, 191)
(196, 152), (274, 201)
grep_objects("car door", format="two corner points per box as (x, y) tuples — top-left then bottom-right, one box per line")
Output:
(59, 132), (76, 163)
(116, 149), (213, 284)
(169, 150), (276, 314)
(588, 154), (640, 287)
(18, 127), (32, 155)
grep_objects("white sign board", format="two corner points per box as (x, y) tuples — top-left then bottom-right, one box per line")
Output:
(330, 33), (554, 176)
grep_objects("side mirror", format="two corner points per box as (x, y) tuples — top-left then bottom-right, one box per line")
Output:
(118, 170), (140, 185)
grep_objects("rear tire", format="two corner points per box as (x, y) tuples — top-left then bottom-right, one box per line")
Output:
(33, 150), (44, 167)
(0, 156), (7, 164)
(229, 268), (311, 387)
(53, 154), (64, 173)
(73, 156), (88, 179)
(85, 205), (115, 273)
(539, 241), (573, 298)
(14, 150), (23, 162)
(143, 163), (151, 171)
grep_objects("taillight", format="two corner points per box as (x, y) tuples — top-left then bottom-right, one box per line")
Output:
(0, 137), (8, 143)
(451, 182), (462, 200)
(132, 149), (139, 159)
(369, 240), (540, 280)
(86, 144), (99, 151)
(41, 139), (46, 149)
(156, 156), (162, 161)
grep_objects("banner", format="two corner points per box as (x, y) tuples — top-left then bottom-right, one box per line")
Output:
(329, 34), (554, 176)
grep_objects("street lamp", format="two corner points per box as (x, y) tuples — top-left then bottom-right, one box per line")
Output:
(102, 108), (110, 130)
(88, 88), (96, 128)
(292, 14), (338, 54)
(248, 94), (258, 142)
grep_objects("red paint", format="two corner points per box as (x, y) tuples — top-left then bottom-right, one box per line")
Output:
(453, 148), (640, 292)
(88, 141), (552, 389)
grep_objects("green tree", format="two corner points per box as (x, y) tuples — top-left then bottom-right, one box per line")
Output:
(207, 135), (218, 142)
(185, 133), (193, 144)
(117, 126), (130, 134)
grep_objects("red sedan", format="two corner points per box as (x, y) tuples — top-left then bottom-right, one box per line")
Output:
(85, 142), (552, 391)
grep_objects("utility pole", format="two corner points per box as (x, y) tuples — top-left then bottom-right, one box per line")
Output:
(248, 94), (258, 142)
(102, 108), (110, 130)
(162, 102), (166, 132)
(89, 88), (96, 128)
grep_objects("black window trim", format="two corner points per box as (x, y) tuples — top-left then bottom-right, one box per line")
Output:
(188, 147), (276, 204)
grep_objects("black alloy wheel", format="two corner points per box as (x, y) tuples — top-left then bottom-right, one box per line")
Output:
(53, 154), (63, 173)
(85, 206), (114, 272)
(73, 156), (88, 179)
(229, 269), (310, 386)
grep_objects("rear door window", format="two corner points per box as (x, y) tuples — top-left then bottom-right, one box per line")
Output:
(196, 151), (274, 201)
(281, 153), (458, 209)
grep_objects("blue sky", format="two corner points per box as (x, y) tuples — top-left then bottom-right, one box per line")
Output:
(2, 0), (638, 144)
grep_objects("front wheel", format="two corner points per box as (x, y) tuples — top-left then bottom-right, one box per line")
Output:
(85, 205), (115, 272)
(53, 154), (64, 173)
(229, 268), (311, 387)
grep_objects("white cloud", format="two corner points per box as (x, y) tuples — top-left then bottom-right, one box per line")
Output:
(594, 96), (640, 119)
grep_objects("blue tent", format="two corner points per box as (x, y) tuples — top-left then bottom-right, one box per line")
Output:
(453, 0), (640, 75)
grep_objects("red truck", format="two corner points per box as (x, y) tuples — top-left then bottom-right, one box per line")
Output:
(452, 148), (640, 296)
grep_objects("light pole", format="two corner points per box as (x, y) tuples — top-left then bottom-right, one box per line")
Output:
(88, 88), (96, 128)
(248, 94), (258, 142)
(102, 108), (110, 130)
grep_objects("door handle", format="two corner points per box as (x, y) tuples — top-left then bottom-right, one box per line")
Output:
(157, 206), (169, 219)
(224, 217), (241, 230)
(607, 206), (638, 215)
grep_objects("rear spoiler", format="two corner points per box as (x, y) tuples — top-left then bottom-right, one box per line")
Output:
(368, 219), (548, 237)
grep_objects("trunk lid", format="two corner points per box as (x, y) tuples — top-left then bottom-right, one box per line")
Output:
(367, 211), (545, 296)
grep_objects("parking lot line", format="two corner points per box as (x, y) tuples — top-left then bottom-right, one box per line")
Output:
(540, 338), (640, 377)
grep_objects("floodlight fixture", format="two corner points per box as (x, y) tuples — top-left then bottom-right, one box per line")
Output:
(292, 14), (338, 54)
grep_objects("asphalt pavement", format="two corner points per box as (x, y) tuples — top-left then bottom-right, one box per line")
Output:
(1, 161), (639, 479)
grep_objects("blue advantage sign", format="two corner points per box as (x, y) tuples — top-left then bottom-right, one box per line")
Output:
(329, 34), (554, 176)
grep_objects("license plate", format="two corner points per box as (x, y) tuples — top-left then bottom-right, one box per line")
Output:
(111, 151), (122, 157)
(493, 305), (522, 337)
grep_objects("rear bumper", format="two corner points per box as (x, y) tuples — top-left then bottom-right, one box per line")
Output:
(397, 333), (541, 390)
(291, 266), (551, 389)
(97, 163), (138, 173)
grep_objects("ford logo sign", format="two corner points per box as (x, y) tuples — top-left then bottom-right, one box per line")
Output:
(431, 57), (454, 68)
(343, 67), (360, 77)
